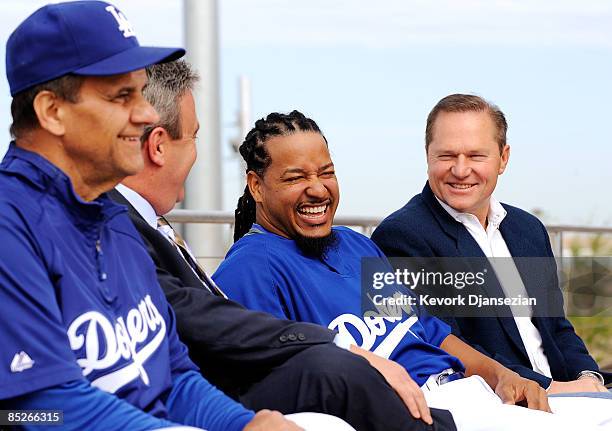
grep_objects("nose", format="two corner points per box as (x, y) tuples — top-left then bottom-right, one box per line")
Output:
(306, 177), (327, 199)
(451, 154), (471, 178)
(132, 96), (160, 127)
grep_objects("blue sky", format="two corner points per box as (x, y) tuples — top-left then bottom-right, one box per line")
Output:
(1, 0), (610, 226)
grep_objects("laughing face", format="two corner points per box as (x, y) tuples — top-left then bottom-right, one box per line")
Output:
(427, 110), (510, 226)
(248, 131), (339, 240)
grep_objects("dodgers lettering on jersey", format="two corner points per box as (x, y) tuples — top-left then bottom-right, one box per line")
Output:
(0, 144), (197, 412)
(329, 280), (424, 359)
(67, 295), (166, 393)
(329, 314), (420, 359)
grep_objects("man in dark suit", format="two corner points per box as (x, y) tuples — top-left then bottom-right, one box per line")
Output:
(372, 94), (609, 394)
(110, 60), (457, 431)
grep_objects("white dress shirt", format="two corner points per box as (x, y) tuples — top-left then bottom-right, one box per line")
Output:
(436, 196), (552, 377)
(115, 183), (158, 229)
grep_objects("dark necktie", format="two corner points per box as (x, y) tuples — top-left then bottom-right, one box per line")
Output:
(157, 216), (226, 298)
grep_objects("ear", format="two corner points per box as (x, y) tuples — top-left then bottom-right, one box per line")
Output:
(499, 144), (510, 175)
(33, 91), (66, 136)
(247, 171), (264, 203)
(144, 126), (170, 167)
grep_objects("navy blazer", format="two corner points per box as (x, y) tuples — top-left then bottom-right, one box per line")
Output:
(372, 182), (608, 387)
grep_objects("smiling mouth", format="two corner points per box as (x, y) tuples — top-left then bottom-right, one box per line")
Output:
(448, 183), (476, 190)
(119, 135), (141, 143)
(297, 202), (330, 221)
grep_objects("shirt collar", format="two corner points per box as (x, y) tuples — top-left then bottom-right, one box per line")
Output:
(487, 197), (507, 230)
(115, 183), (158, 229)
(435, 195), (507, 231)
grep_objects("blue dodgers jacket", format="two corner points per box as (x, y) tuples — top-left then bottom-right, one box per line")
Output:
(0, 143), (197, 416)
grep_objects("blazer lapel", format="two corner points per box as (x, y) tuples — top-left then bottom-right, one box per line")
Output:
(107, 188), (219, 295)
(498, 212), (566, 375)
(422, 183), (529, 360)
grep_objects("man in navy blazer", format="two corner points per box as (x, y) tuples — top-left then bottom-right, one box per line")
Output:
(372, 94), (610, 394)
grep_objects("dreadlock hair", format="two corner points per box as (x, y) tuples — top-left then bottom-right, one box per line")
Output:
(234, 110), (325, 242)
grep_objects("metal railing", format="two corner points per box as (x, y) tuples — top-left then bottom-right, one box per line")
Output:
(167, 209), (612, 258)
(546, 225), (612, 257)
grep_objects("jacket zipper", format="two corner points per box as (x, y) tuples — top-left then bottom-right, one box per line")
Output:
(95, 238), (108, 281)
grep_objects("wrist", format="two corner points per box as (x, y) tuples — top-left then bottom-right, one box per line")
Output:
(487, 362), (513, 387)
(577, 370), (604, 385)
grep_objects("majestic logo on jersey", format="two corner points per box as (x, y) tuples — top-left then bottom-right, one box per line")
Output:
(105, 5), (136, 38)
(67, 295), (166, 394)
(10, 351), (35, 372)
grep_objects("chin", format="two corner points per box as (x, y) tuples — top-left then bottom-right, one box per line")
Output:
(300, 225), (332, 238)
(122, 159), (145, 177)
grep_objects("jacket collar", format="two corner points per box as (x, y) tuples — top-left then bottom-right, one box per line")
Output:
(115, 183), (157, 229)
(1, 143), (125, 224)
(421, 182), (486, 258)
(421, 181), (533, 257)
(421, 181), (461, 240)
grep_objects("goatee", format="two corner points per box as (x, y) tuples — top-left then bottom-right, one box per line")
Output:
(294, 230), (339, 259)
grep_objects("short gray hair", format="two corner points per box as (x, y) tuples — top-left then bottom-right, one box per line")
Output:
(143, 59), (199, 141)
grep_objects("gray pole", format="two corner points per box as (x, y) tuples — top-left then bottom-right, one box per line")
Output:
(183, 0), (224, 268)
(238, 75), (252, 142)
(230, 76), (252, 195)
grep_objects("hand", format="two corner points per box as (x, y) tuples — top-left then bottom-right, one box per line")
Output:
(243, 410), (304, 431)
(350, 345), (433, 425)
(548, 378), (608, 394)
(494, 370), (551, 412)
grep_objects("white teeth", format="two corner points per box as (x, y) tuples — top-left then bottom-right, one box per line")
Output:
(298, 205), (327, 214)
(450, 184), (474, 189)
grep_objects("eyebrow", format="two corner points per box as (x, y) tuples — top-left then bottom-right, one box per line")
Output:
(96, 73), (148, 98)
(115, 75), (149, 93)
(105, 86), (137, 97)
(432, 149), (490, 155)
(281, 163), (334, 176)
(120, 86), (137, 94)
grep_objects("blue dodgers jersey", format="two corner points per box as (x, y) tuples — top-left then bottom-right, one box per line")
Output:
(0, 144), (196, 416)
(214, 224), (464, 386)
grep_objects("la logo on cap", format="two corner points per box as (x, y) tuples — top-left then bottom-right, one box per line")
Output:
(105, 5), (136, 38)
(6, 1), (185, 96)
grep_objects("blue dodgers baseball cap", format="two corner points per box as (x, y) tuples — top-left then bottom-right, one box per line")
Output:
(6, 1), (185, 96)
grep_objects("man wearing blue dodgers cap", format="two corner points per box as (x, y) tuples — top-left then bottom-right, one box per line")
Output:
(0, 2), (314, 430)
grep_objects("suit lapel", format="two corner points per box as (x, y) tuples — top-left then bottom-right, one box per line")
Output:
(498, 214), (539, 299)
(421, 183), (529, 360)
(106, 188), (132, 210)
(498, 213), (562, 373)
(108, 189), (217, 294)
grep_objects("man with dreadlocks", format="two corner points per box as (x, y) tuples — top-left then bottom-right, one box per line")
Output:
(113, 61), (458, 431)
(214, 110), (611, 431)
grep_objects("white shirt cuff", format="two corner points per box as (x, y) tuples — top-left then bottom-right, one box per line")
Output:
(332, 333), (354, 351)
